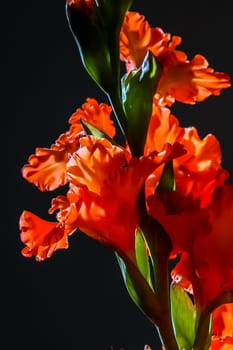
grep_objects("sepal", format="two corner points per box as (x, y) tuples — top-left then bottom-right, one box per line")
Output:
(155, 160), (175, 194)
(80, 118), (119, 145)
(116, 250), (161, 324)
(121, 51), (161, 156)
(135, 228), (154, 290)
(171, 282), (197, 350)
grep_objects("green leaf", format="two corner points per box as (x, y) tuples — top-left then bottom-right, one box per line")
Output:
(121, 51), (161, 156)
(80, 119), (118, 145)
(155, 160), (176, 194)
(135, 228), (154, 290)
(171, 282), (196, 350)
(115, 252), (161, 324)
(116, 254), (141, 307)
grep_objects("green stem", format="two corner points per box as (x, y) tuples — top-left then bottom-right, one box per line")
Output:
(193, 308), (212, 350)
(152, 237), (179, 350)
(107, 90), (127, 143)
(137, 189), (179, 350)
(156, 318), (180, 350)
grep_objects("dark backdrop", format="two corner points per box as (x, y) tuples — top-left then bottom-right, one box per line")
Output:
(6, 1), (233, 349)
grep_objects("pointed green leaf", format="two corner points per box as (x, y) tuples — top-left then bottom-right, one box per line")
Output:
(80, 118), (118, 145)
(116, 254), (140, 307)
(171, 282), (196, 350)
(121, 51), (161, 156)
(135, 228), (154, 290)
(155, 160), (176, 194)
(115, 252), (161, 324)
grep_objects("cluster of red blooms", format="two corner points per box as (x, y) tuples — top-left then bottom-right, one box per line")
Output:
(19, 2), (233, 349)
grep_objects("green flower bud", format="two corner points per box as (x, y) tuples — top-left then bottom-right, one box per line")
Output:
(66, 0), (133, 94)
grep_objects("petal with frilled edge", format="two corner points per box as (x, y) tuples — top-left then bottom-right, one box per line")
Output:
(22, 147), (68, 191)
(156, 54), (231, 106)
(19, 211), (69, 261)
(68, 98), (116, 139)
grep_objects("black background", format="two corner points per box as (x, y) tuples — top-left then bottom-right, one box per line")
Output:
(6, 1), (233, 349)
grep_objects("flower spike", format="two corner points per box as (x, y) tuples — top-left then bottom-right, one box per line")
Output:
(19, 3), (233, 349)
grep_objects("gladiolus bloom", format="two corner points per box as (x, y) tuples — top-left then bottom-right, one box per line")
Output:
(148, 184), (233, 307)
(20, 129), (184, 260)
(120, 12), (231, 106)
(145, 105), (229, 208)
(21, 98), (115, 192)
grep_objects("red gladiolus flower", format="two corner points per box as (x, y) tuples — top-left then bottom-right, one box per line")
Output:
(148, 184), (233, 307)
(62, 137), (183, 252)
(120, 11), (181, 72)
(156, 53), (231, 106)
(120, 12), (231, 106)
(21, 98), (115, 191)
(20, 131), (184, 260)
(145, 104), (229, 208)
(19, 3), (233, 349)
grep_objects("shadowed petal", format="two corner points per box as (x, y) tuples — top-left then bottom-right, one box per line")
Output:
(150, 184), (233, 307)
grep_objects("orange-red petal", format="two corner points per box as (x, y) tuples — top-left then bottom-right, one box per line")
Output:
(120, 11), (155, 70)
(67, 136), (129, 193)
(120, 12), (231, 106)
(68, 98), (115, 139)
(22, 98), (116, 192)
(211, 304), (233, 350)
(19, 210), (69, 261)
(65, 185), (138, 254)
(145, 105), (229, 207)
(58, 137), (184, 254)
(151, 184), (233, 307)
(156, 54), (231, 106)
(212, 303), (233, 339)
(22, 147), (69, 191)
(120, 11), (184, 72)
(210, 337), (233, 350)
